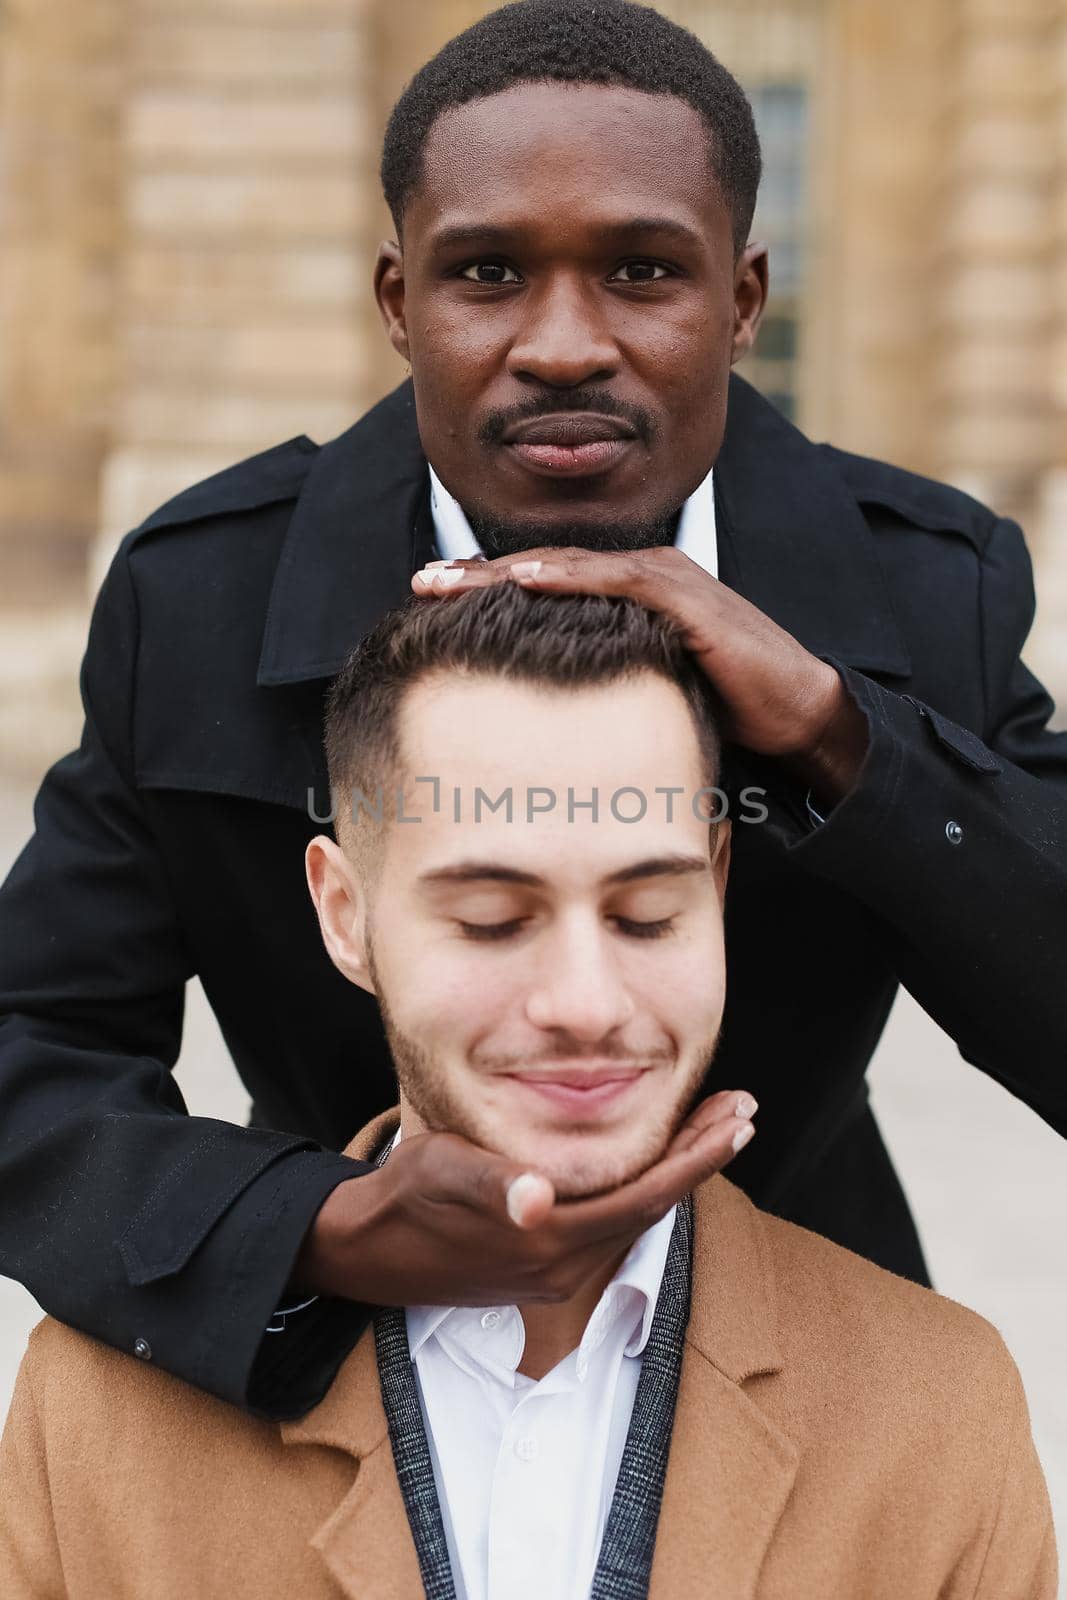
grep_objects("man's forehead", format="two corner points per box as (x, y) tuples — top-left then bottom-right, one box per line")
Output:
(415, 851), (712, 890)
(396, 669), (706, 770)
(412, 80), (719, 220)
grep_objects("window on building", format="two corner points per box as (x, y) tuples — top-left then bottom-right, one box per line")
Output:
(739, 83), (809, 423)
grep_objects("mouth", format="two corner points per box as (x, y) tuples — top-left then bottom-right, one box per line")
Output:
(501, 413), (638, 480)
(502, 1064), (648, 1116)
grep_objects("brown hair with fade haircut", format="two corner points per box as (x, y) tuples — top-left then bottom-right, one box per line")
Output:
(323, 584), (722, 862)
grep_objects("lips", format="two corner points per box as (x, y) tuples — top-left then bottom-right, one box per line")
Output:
(513, 1065), (646, 1088)
(503, 1065), (647, 1117)
(502, 413), (638, 480)
(502, 414), (636, 447)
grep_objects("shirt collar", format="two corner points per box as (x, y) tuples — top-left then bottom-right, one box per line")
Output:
(391, 1122), (677, 1368)
(593, 1197), (678, 1360)
(427, 461), (718, 580)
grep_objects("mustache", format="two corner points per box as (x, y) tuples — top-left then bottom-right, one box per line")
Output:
(477, 1045), (676, 1072)
(478, 387), (657, 449)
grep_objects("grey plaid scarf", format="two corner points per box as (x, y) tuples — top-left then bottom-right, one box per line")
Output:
(371, 1134), (694, 1600)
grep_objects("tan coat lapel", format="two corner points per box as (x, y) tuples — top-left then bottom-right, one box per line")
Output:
(649, 1176), (799, 1599)
(280, 1107), (420, 1600)
(283, 1111), (797, 1599)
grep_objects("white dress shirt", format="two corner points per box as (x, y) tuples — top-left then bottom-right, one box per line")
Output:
(389, 1127), (678, 1600)
(428, 461), (718, 579)
(406, 465), (710, 1596)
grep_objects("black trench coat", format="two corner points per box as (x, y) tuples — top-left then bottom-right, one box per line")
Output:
(2, 375), (1065, 1417)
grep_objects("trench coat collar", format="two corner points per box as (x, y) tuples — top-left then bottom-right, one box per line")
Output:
(280, 1107), (799, 1600)
(256, 373), (910, 690)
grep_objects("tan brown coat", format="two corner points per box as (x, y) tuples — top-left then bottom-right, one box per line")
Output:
(0, 1108), (1056, 1598)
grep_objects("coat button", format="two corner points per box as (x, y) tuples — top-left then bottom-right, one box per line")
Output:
(134, 1338), (152, 1361)
(945, 820), (964, 845)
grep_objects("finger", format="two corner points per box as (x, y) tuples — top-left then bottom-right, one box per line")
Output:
(419, 1132), (557, 1226)
(411, 560), (498, 595)
(412, 547), (683, 604)
(670, 1090), (758, 1153)
(504, 551), (683, 610)
(505, 1172), (556, 1229)
(547, 1109), (755, 1243)
(619, 1112), (756, 1214)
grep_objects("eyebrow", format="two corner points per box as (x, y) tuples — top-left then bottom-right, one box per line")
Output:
(417, 854), (711, 890)
(429, 217), (704, 253)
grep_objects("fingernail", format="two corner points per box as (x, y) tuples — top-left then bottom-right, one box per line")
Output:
(735, 1094), (758, 1120)
(506, 1172), (545, 1226)
(732, 1122), (756, 1154)
(417, 565), (465, 588)
(510, 560), (542, 581)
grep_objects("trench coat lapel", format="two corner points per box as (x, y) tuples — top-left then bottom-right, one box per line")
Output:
(256, 382), (430, 688)
(648, 1175), (799, 1599)
(712, 376), (910, 676)
(255, 373), (910, 691)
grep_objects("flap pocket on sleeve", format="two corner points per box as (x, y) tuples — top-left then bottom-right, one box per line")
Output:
(904, 696), (1003, 775)
(117, 1128), (309, 1286)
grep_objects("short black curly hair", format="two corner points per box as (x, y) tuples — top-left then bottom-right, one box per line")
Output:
(380, 0), (762, 257)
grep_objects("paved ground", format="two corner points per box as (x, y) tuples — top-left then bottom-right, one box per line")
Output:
(1, 775), (1064, 1589)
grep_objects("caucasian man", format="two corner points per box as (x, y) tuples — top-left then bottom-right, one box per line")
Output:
(0, 587), (1054, 1600)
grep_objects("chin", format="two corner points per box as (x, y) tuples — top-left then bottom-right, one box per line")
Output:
(467, 510), (679, 561)
(501, 1127), (667, 1201)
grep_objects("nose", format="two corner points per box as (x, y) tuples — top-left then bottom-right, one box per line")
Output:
(506, 273), (619, 389)
(525, 913), (636, 1041)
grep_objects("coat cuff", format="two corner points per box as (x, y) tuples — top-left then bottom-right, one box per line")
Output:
(217, 1149), (374, 1418)
(118, 1145), (370, 1416)
(768, 657), (1002, 896)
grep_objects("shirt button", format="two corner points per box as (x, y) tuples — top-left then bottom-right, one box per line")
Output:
(134, 1338), (152, 1361)
(514, 1435), (539, 1462)
(945, 820), (964, 846)
(480, 1310), (502, 1331)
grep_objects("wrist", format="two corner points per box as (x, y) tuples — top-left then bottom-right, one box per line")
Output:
(291, 1169), (386, 1299)
(788, 667), (869, 805)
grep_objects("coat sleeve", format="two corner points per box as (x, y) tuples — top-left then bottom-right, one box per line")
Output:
(0, 1330), (65, 1600)
(956, 1348), (1058, 1600)
(778, 515), (1067, 1135)
(0, 537), (372, 1416)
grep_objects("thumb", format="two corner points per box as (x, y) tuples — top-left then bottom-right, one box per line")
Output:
(419, 1130), (557, 1226)
(504, 1171), (556, 1229)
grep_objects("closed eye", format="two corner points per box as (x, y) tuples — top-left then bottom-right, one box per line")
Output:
(615, 916), (676, 939)
(457, 916), (677, 942)
(458, 918), (528, 941)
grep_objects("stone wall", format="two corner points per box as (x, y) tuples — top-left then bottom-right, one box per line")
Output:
(1, 0), (1065, 779)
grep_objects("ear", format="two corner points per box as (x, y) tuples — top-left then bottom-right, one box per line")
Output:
(730, 242), (768, 365)
(373, 238), (411, 364)
(305, 835), (376, 996)
(710, 819), (732, 899)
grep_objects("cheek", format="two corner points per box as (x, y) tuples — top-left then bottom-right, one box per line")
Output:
(385, 936), (518, 1053)
(411, 294), (502, 384)
(632, 931), (726, 1036)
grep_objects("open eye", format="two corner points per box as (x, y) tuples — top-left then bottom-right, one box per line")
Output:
(608, 261), (672, 284)
(458, 262), (523, 285)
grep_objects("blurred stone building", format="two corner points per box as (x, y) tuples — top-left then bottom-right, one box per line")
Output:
(2, 0), (1066, 776)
